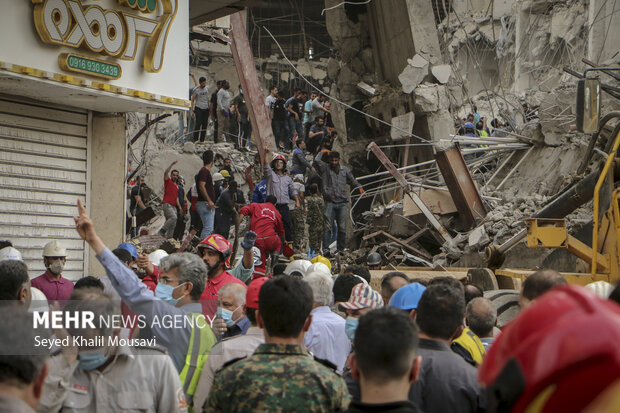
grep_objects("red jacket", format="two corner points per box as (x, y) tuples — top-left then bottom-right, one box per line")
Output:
(239, 202), (284, 238)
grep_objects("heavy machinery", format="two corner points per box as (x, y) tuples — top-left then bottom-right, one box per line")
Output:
(480, 75), (620, 290)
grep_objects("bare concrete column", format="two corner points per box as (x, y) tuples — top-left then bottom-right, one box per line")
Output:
(513, 4), (531, 92)
(588, 0), (620, 63)
(89, 113), (127, 275)
(405, 0), (441, 60)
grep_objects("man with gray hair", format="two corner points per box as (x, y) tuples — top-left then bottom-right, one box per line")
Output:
(0, 308), (49, 413)
(303, 270), (351, 372)
(73, 200), (216, 409)
(38, 288), (187, 412)
(466, 297), (497, 352)
(0, 260), (31, 307)
(212, 282), (249, 339)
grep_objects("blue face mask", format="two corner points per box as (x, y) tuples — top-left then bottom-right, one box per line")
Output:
(78, 350), (108, 371)
(345, 317), (359, 341)
(218, 306), (241, 327)
(155, 283), (186, 306)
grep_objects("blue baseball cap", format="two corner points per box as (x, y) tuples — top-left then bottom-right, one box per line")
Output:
(464, 122), (474, 129)
(117, 243), (137, 261)
(389, 283), (427, 310)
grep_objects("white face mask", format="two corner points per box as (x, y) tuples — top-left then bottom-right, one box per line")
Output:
(49, 260), (64, 275)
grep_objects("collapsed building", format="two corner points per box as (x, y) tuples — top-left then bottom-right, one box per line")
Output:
(127, 0), (620, 282)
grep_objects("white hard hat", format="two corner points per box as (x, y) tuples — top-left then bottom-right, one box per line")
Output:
(585, 281), (613, 299)
(148, 249), (168, 266)
(0, 247), (22, 261)
(252, 247), (262, 266)
(307, 262), (331, 277)
(213, 172), (224, 181)
(29, 287), (49, 313)
(43, 240), (66, 257)
(284, 260), (312, 277)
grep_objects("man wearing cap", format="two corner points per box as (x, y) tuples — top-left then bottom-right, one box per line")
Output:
(304, 271), (351, 373)
(367, 252), (382, 271)
(206, 276), (350, 412)
(389, 282), (426, 314)
(289, 174), (305, 251)
(264, 149), (300, 243)
(340, 283), (384, 342)
(193, 277), (267, 410)
(31, 240), (73, 303)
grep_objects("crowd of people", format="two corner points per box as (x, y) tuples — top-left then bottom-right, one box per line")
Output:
(133, 82), (365, 264)
(2, 225), (620, 412)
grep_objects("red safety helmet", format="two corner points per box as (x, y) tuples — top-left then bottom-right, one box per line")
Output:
(270, 154), (287, 169)
(479, 285), (620, 413)
(197, 234), (233, 267)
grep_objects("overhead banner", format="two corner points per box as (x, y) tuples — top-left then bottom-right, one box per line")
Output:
(0, 0), (188, 103)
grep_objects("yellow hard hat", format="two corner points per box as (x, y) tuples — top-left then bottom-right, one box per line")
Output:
(220, 169), (230, 178)
(310, 255), (332, 270)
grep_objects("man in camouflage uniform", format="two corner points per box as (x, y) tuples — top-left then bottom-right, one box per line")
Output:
(305, 183), (324, 254)
(205, 276), (350, 412)
(290, 174), (306, 251)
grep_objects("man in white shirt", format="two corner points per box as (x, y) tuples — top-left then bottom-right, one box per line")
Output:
(303, 271), (351, 373)
(190, 76), (210, 142)
(216, 80), (232, 143)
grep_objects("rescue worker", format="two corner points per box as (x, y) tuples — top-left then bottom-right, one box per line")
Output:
(31, 240), (73, 303)
(239, 195), (285, 271)
(38, 288), (188, 412)
(196, 234), (246, 319)
(480, 285), (620, 412)
(73, 200), (215, 408)
(367, 252), (382, 270)
(264, 149), (300, 243)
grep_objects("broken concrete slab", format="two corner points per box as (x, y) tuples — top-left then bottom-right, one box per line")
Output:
(390, 112), (415, 141)
(431, 64), (452, 84)
(403, 188), (457, 216)
(327, 57), (340, 79)
(183, 142), (196, 153)
(399, 55), (430, 94)
(468, 225), (490, 248)
(414, 84), (439, 112)
(357, 82), (377, 97)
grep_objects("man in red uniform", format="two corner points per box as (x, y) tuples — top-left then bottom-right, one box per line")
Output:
(197, 234), (246, 319)
(159, 160), (183, 238)
(239, 195), (285, 271)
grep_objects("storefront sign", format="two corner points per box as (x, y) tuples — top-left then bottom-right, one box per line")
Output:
(32, 0), (177, 77)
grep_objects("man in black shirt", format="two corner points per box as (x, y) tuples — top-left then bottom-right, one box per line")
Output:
(210, 80), (222, 142)
(270, 93), (289, 149)
(129, 176), (147, 237)
(346, 308), (423, 413)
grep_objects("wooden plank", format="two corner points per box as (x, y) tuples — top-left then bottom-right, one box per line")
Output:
(0, 136), (87, 159)
(0, 99), (87, 126)
(404, 228), (428, 244)
(0, 113), (87, 136)
(380, 231), (432, 260)
(0, 125), (87, 147)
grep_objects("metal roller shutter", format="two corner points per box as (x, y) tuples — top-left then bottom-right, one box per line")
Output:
(0, 95), (89, 281)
